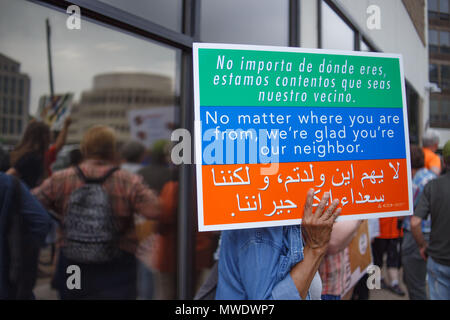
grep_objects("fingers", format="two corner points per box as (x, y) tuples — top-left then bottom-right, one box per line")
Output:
(330, 207), (341, 223)
(303, 188), (315, 219)
(320, 199), (340, 221)
(315, 192), (330, 219)
(303, 189), (342, 222)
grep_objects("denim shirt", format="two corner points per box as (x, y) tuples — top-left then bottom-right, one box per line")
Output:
(215, 225), (316, 300)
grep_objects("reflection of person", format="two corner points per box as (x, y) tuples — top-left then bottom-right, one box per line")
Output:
(33, 125), (160, 299)
(147, 181), (216, 300)
(138, 140), (174, 192)
(45, 117), (72, 177)
(411, 140), (450, 300)
(0, 173), (51, 299)
(216, 190), (341, 300)
(120, 140), (146, 174)
(402, 145), (436, 300)
(7, 121), (50, 188)
(422, 129), (441, 176)
(319, 220), (362, 300)
(68, 149), (83, 167)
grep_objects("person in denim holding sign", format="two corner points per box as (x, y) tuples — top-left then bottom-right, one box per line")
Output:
(216, 189), (341, 300)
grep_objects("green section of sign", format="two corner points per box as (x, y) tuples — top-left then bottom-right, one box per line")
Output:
(198, 48), (403, 108)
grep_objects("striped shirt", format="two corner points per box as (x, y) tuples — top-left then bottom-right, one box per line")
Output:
(319, 247), (351, 297)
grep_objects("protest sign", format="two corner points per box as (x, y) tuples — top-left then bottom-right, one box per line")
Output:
(193, 43), (413, 232)
(342, 220), (372, 297)
(128, 106), (176, 149)
(37, 93), (73, 131)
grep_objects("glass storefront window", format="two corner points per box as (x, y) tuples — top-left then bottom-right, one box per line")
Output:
(321, 1), (355, 50)
(1, 0), (183, 300)
(200, 0), (289, 46)
(97, 0), (183, 33)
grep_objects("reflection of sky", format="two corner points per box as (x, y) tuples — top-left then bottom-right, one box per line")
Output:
(200, 0), (289, 46)
(321, 2), (354, 51)
(97, 0), (182, 32)
(0, 0), (178, 115)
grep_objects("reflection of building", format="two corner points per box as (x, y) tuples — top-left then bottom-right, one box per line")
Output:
(0, 53), (30, 146)
(68, 72), (176, 144)
(428, 0), (450, 144)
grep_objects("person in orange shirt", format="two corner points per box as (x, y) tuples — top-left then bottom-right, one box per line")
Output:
(422, 129), (441, 176)
(372, 217), (405, 296)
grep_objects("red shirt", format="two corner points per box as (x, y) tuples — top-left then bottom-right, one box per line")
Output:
(378, 217), (403, 239)
(44, 144), (58, 177)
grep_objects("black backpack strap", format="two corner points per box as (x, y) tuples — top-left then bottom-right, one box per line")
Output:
(74, 166), (87, 182)
(75, 166), (119, 184)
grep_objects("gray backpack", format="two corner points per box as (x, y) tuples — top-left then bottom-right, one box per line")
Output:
(63, 166), (121, 264)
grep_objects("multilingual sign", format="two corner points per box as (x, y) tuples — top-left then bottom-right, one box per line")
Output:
(193, 43), (413, 231)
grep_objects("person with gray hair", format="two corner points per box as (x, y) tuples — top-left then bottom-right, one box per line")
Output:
(120, 140), (147, 174)
(422, 129), (441, 176)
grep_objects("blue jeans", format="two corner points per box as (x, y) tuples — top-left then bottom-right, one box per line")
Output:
(321, 294), (341, 300)
(427, 257), (450, 300)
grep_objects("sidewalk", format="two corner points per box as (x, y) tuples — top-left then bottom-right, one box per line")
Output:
(34, 246), (413, 300)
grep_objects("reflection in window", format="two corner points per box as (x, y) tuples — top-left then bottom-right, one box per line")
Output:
(441, 0), (450, 13)
(440, 31), (450, 54)
(97, 0), (182, 32)
(441, 65), (450, 89)
(428, 29), (450, 54)
(200, 0), (289, 46)
(429, 29), (439, 53)
(0, 0), (184, 300)
(430, 98), (440, 124)
(321, 1), (355, 50)
(429, 0), (450, 20)
(430, 64), (439, 83)
(430, 96), (450, 127)
(360, 40), (371, 52)
(429, 0), (439, 12)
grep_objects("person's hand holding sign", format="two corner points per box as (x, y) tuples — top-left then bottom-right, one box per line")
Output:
(302, 189), (341, 253)
(290, 189), (341, 299)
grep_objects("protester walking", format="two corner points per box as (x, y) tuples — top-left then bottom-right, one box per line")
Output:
(33, 125), (160, 299)
(412, 140), (450, 300)
(402, 145), (436, 299)
(422, 129), (441, 176)
(372, 216), (405, 296)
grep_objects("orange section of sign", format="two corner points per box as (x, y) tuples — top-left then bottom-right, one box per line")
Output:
(202, 159), (409, 226)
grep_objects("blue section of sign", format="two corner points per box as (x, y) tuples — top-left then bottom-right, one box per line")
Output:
(200, 106), (406, 165)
